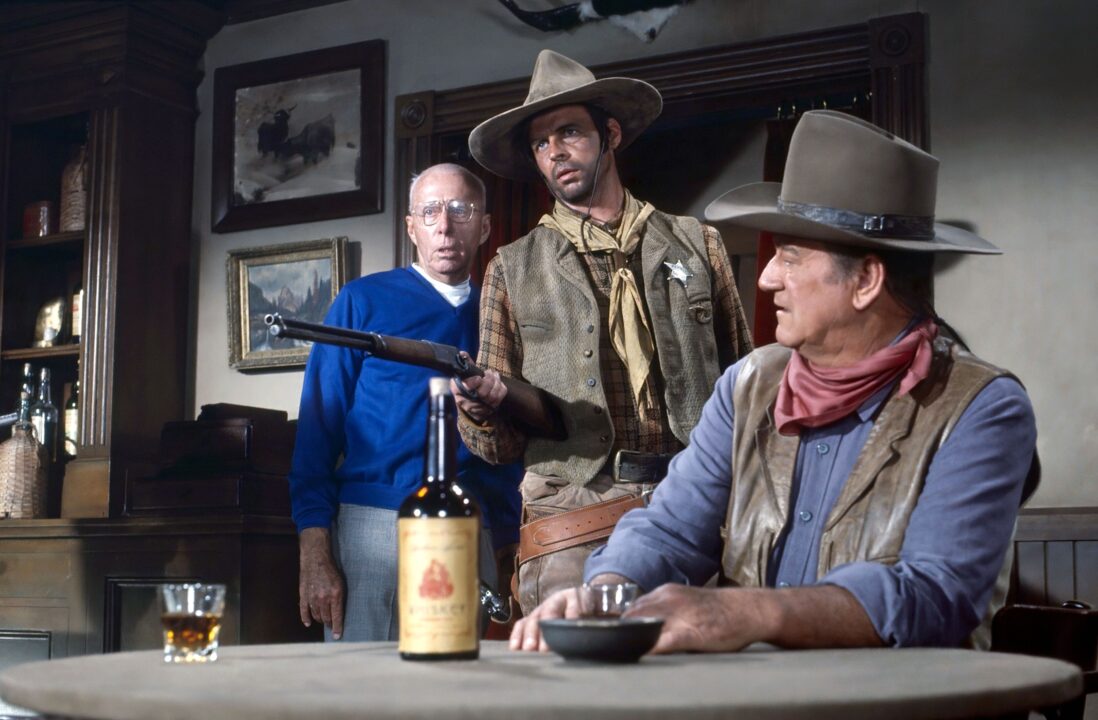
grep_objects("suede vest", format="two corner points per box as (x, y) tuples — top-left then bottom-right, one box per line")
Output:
(497, 210), (720, 484)
(721, 338), (1016, 649)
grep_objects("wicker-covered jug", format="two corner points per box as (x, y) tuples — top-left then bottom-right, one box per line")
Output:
(0, 425), (48, 519)
(59, 144), (87, 233)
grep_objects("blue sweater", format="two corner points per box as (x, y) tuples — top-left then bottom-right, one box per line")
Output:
(289, 267), (522, 546)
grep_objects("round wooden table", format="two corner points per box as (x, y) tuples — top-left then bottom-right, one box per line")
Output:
(0, 641), (1082, 720)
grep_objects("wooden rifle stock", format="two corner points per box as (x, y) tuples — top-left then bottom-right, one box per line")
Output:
(265, 313), (566, 440)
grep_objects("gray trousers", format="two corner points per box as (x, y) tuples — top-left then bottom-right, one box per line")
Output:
(327, 503), (496, 642)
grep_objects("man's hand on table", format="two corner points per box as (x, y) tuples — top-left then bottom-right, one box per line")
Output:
(624, 584), (769, 653)
(510, 580), (780, 655)
(298, 527), (346, 640)
(509, 573), (632, 652)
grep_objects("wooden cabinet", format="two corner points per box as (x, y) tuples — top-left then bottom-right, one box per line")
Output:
(0, 7), (319, 674)
(0, 516), (317, 664)
(0, 2), (223, 518)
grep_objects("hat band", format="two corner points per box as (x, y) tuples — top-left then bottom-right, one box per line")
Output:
(777, 198), (935, 240)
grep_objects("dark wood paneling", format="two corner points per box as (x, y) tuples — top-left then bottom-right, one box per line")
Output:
(1078, 542), (1098, 608)
(1046, 541), (1077, 606)
(1011, 508), (1098, 608)
(1015, 540), (1048, 605)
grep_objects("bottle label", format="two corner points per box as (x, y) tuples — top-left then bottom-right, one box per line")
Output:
(71, 291), (83, 340)
(397, 517), (479, 654)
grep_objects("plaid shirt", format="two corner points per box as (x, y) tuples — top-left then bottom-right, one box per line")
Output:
(459, 222), (753, 465)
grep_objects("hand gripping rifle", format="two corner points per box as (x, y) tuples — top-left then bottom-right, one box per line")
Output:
(265, 313), (566, 441)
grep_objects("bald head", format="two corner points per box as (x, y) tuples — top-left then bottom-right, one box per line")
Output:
(408, 163), (486, 209)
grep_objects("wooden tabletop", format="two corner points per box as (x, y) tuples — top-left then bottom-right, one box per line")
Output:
(0, 641), (1083, 720)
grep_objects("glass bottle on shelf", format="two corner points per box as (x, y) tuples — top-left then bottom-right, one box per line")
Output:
(30, 368), (59, 462)
(21, 363), (36, 398)
(63, 379), (80, 458)
(15, 364), (36, 438)
(14, 390), (35, 436)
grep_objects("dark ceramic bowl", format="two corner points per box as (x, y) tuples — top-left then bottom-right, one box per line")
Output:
(539, 617), (664, 663)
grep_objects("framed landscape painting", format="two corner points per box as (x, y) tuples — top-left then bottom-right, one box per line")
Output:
(212, 40), (385, 232)
(227, 237), (349, 370)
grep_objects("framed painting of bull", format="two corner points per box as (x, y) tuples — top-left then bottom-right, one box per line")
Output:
(212, 40), (385, 233)
(226, 236), (349, 370)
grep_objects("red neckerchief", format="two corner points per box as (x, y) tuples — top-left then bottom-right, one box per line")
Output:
(774, 320), (939, 435)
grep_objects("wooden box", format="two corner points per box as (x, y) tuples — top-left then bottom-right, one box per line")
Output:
(124, 404), (296, 517)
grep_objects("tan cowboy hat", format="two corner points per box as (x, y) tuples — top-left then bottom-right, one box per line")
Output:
(705, 110), (999, 254)
(469, 49), (662, 181)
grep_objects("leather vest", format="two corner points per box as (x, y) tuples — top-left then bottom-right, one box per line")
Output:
(496, 210), (720, 483)
(720, 338), (1017, 649)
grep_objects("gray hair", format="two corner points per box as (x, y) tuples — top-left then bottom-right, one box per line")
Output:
(408, 163), (486, 210)
(826, 246), (935, 319)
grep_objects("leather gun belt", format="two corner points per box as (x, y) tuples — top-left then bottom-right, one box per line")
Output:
(517, 493), (646, 566)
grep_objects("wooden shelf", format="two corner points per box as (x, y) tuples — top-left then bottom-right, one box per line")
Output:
(1, 344), (80, 361)
(4, 230), (84, 251)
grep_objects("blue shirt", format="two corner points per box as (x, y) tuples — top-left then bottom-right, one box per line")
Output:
(289, 268), (523, 547)
(586, 354), (1036, 647)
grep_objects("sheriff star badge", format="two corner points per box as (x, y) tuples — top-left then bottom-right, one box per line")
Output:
(663, 260), (693, 288)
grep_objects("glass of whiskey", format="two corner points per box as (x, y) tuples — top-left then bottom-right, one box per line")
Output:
(158, 583), (226, 663)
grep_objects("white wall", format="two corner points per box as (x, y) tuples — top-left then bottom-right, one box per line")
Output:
(190, 0), (1097, 508)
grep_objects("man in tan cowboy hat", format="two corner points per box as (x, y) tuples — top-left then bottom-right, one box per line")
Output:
(453, 50), (753, 615)
(510, 110), (1039, 653)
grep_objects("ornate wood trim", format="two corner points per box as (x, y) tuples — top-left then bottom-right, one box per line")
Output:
(869, 12), (929, 150)
(393, 13), (928, 265)
(82, 106), (119, 456)
(0, 2), (222, 120)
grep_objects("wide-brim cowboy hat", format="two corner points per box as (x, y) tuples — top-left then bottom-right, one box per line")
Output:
(469, 49), (662, 182)
(705, 110), (999, 254)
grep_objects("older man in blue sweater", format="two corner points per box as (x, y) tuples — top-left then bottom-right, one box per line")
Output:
(290, 163), (521, 641)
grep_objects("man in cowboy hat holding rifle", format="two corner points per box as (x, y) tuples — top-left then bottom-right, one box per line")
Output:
(453, 50), (753, 615)
(510, 110), (1039, 653)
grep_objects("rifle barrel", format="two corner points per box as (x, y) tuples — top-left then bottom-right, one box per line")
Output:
(263, 313), (565, 440)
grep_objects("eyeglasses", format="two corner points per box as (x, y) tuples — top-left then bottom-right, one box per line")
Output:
(412, 200), (478, 226)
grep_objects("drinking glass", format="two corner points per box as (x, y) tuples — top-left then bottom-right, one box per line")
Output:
(579, 582), (639, 618)
(158, 583), (226, 663)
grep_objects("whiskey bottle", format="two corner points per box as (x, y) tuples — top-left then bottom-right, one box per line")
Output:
(398, 377), (481, 661)
(63, 380), (79, 457)
(30, 368), (59, 461)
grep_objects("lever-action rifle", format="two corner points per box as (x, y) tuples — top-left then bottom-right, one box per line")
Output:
(265, 313), (566, 441)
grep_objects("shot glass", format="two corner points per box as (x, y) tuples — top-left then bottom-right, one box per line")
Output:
(579, 582), (639, 618)
(158, 583), (226, 663)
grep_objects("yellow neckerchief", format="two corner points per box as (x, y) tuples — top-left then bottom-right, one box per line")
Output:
(538, 191), (657, 420)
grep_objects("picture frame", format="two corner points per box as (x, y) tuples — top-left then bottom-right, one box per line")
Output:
(226, 237), (349, 370)
(211, 40), (385, 233)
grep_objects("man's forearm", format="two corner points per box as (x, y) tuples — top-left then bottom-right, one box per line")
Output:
(456, 407), (527, 465)
(760, 585), (883, 648)
(299, 526), (334, 562)
(628, 583), (884, 654)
